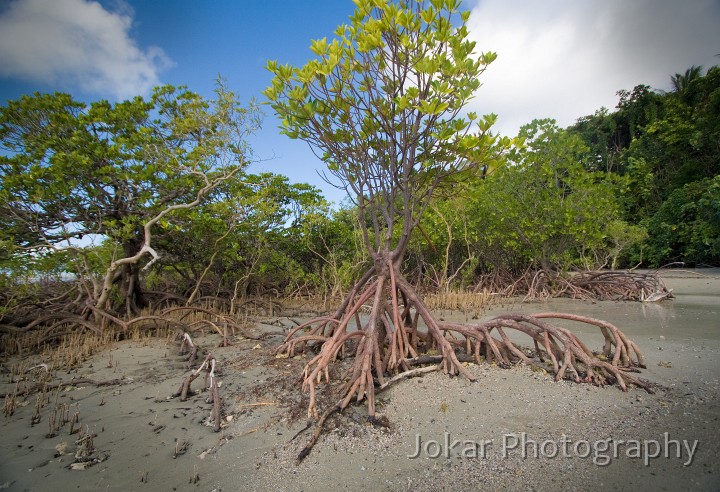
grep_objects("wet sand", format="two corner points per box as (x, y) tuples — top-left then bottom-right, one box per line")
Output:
(1, 270), (718, 491)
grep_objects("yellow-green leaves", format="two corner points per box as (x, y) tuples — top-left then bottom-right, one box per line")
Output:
(418, 99), (449, 116)
(405, 86), (420, 99)
(479, 51), (498, 66)
(420, 7), (436, 25)
(415, 56), (439, 74)
(395, 8), (412, 29)
(288, 85), (309, 103)
(310, 37), (329, 56)
(264, 0), (502, 211)
(356, 17), (384, 53)
(452, 118), (469, 133)
(478, 113), (498, 132)
(395, 94), (412, 111)
(296, 64), (317, 84)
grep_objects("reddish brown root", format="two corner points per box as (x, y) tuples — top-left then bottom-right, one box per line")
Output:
(438, 312), (653, 393)
(278, 267), (657, 464)
(277, 264), (654, 465)
(475, 268), (672, 302)
(276, 262), (475, 419)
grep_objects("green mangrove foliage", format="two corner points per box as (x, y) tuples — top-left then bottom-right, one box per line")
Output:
(0, 83), (263, 313)
(570, 65), (720, 267)
(1, 62), (717, 318)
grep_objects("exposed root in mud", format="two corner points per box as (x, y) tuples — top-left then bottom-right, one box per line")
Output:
(277, 263), (476, 419)
(525, 270), (673, 302)
(437, 313), (652, 392)
(276, 259), (654, 461)
(174, 335), (223, 432)
(0, 296), (276, 362)
(475, 268), (673, 302)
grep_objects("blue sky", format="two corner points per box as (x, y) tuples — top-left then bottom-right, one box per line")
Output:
(1, 0), (719, 205)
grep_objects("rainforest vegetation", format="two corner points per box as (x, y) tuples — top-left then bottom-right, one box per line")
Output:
(1, 1), (716, 453)
(2, 64), (717, 319)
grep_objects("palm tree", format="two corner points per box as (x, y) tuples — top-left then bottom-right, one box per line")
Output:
(670, 65), (704, 99)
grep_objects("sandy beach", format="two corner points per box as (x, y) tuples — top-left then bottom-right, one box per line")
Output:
(1, 270), (718, 491)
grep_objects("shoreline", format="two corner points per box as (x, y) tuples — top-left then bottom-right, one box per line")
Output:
(1, 271), (718, 491)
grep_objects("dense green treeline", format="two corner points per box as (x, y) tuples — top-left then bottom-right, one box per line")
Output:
(408, 65), (720, 289)
(1, 67), (718, 310)
(570, 65), (720, 267)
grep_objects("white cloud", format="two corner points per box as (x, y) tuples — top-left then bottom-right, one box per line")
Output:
(465, 0), (720, 136)
(0, 0), (172, 99)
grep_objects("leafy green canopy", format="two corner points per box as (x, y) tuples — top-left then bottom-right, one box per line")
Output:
(152, 172), (332, 296)
(265, 0), (510, 257)
(452, 120), (623, 271)
(640, 176), (720, 266)
(570, 65), (720, 266)
(0, 83), (260, 260)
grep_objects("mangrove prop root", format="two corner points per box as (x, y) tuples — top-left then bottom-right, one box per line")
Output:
(207, 357), (222, 432)
(438, 313), (653, 394)
(276, 263), (475, 420)
(277, 263), (654, 455)
(477, 268), (672, 302)
(179, 332), (198, 368)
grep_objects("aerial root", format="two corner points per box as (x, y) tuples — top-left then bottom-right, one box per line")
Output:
(438, 312), (653, 393)
(276, 266), (481, 420)
(277, 266), (654, 461)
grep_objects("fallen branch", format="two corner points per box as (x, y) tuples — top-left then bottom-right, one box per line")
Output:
(1, 377), (129, 398)
(295, 365), (441, 463)
(296, 403), (341, 464)
(236, 401), (276, 408)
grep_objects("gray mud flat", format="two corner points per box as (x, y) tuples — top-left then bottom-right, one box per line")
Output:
(0, 270), (718, 491)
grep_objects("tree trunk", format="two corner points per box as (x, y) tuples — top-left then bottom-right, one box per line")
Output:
(117, 240), (147, 316)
